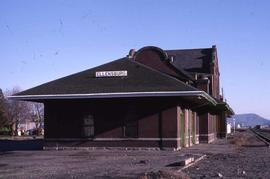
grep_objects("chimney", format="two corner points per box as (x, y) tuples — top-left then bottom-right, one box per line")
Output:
(169, 55), (174, 63)
(196, 75), (210, 93)
(212, 45), (217, 62)
(194, 73), (198, 80)
(127, 49), (136, 59)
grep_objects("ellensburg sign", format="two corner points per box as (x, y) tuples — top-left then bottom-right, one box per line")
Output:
(95, 70), (128, 78)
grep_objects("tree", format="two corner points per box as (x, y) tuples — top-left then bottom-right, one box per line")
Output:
(4, 87), (33, 136)
(0, 88), (9, 128)
(31, 102), (44, 129)
(2, 87), (45, 136)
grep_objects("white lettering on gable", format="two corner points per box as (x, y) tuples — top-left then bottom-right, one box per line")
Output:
(95, 71), (128, 77)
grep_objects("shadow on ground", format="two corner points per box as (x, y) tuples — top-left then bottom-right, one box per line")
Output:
(0, 139), (44, 151)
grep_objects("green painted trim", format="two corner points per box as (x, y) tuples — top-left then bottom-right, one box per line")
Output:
(180, 113), (185, 147)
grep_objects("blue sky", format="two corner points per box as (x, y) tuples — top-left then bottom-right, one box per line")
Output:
(1, 0), (270, 118)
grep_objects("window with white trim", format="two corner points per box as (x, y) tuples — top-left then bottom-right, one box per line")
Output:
(82, 115), (94, 137)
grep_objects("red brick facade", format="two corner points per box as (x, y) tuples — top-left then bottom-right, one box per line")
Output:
(12, 45), (233, 150)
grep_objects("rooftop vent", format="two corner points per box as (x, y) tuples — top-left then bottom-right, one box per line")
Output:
(169, 56), (174, 63)
(198, 74), (209, 80)
(127, 49), (136, 59)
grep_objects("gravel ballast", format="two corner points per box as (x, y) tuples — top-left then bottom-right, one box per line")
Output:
(0, 130), (270, 178)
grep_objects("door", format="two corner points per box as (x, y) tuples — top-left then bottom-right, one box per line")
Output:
(123, 104), (138, 138)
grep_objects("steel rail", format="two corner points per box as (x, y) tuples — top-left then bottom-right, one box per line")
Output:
(250, 128), (270, 147)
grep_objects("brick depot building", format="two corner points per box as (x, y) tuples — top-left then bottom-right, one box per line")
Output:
(11, 46), (233, 150)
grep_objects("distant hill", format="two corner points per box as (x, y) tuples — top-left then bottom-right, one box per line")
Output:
(227, 113), (270, 127)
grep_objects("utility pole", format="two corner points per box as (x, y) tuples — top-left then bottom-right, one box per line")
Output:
(233, 118), (236, 134)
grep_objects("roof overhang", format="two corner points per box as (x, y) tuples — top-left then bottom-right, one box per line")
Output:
(193, 101), (234, 116)
(8, 90), (217, 105)
(217, 102), (235, 116)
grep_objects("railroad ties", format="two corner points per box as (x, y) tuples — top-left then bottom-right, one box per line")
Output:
(250, 128), (270, 147)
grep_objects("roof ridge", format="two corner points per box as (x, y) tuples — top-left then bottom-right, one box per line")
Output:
(127, 59), (199, 91)
(167, 62), (194, 80)
(165, 48), (212, 52)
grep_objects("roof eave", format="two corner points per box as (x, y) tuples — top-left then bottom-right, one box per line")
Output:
(8, 91), (217, 105)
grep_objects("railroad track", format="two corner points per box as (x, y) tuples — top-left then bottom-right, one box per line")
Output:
(250, 128), (270, 147)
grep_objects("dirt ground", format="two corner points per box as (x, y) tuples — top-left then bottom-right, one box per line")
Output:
(0, 130), (270, 178)
(0, 149), (201, 178)
(183, 130), (270, 179)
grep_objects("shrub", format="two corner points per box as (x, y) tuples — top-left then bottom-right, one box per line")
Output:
(0, 127), (11, 135)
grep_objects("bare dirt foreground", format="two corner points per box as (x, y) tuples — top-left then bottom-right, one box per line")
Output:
(0, 130), (270, 179)
(183, 130), (270, 179)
